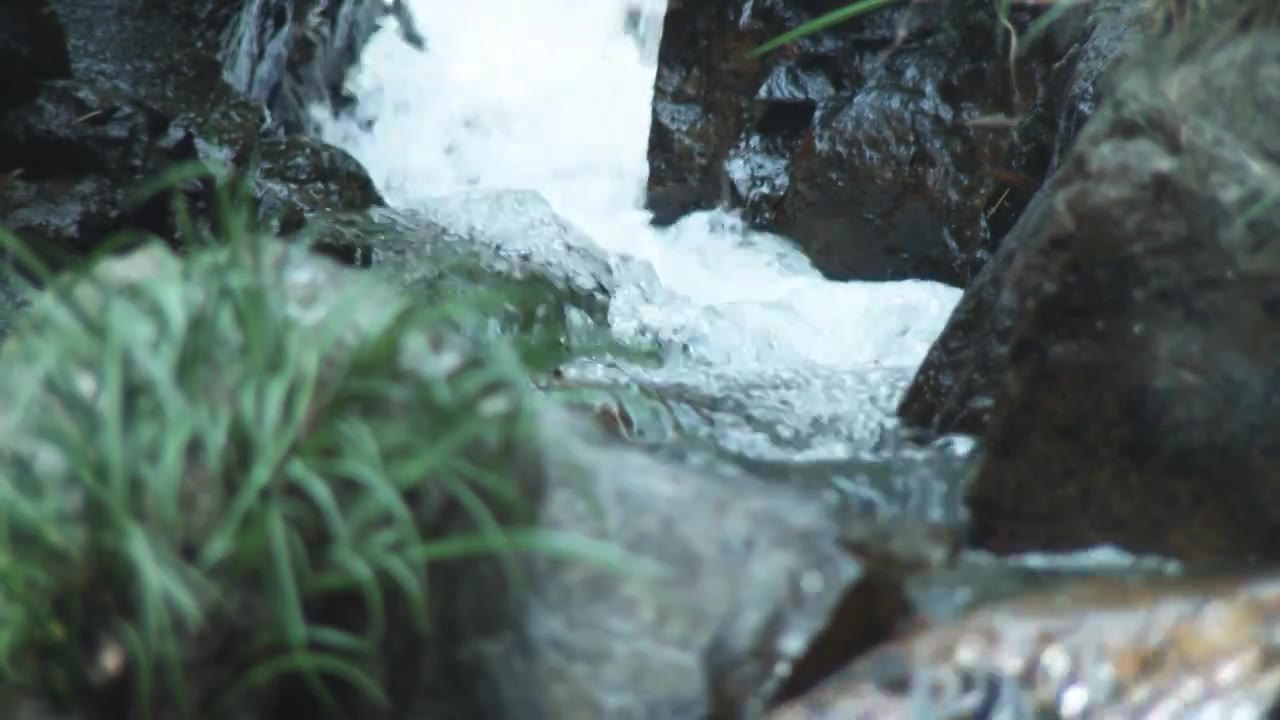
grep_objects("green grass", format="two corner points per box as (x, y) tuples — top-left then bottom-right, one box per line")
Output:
(0, 164), (649, 718)
(749, 0), (1280, 59)
(748, 0), (908, 57)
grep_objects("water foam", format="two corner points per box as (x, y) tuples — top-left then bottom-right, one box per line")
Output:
(314, 0), (963, 459)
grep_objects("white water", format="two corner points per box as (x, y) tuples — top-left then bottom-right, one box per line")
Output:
(316, 0), (963, 460)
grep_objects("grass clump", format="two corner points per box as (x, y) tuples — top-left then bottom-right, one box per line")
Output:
(0, 165), (615, 718)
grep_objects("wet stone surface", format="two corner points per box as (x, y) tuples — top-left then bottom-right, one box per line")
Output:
(0, 0), (395, 273)
(956, 30), (1280, 562)
(768, 570), (1280, 719)
(646, 0), (1148, 285)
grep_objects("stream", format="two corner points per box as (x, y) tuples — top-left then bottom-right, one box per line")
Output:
(313, 0), (967, 466)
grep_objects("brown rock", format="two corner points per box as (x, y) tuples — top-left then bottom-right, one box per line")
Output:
(767, 572), (1280, 718)
(897, 0), (1151, 434)
(966, 29), (1280, 560)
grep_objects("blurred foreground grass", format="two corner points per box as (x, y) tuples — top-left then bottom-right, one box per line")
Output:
(0, 162), (638, 718)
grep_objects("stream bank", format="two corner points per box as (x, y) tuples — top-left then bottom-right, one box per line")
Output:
(4, 0), (1280, 718)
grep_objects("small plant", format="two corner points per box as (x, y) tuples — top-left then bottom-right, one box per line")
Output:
(0, 164), (641, 718)
(749, 0), (907, 57)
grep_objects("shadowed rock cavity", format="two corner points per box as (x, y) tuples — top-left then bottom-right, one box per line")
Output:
(646, 0), (1147, 285)
(0, 0), (71, 113)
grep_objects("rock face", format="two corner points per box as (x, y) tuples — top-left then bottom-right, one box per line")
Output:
(898, 0), (1150, 435)
(647, 0), (1147, 284)
(911, 28), (1280, 561)
(0, 0), (395, 270)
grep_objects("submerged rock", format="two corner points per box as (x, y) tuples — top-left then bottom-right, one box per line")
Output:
(303, 192), (617, 348)
(647, 0), (1147, 284)
(768, 571), (1280, 718)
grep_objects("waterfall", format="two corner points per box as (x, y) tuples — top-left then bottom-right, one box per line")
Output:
(313, 0), (963, 461)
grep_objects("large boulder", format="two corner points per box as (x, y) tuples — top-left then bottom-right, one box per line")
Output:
(420, 404), (962, 720)
(646, 0), (1147, 284)
(949, 29), (1280, 560)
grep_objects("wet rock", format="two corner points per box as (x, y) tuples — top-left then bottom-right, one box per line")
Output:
(767, 571), (1280, 718)
(167, 89), (383, 230)
(47, 0), (227, 114)
(0, 0), (385, 273)
(252, 134), (382, 231)
(0, 82), (204, 263)
(424, 404), (960, 720)
(1048, 0), (1152, 167)
(705, 516), (956, 720)
(898, 0), (1151, 434)
(0, 0), (71, 112)
(220, 0), (426, 134)
(896, 181), (1058, 436)
(648, 0), (1147, 284)
(961, 30), (1280, 560)
(0, 81), (379, 266)
(311, 191), (615, 322)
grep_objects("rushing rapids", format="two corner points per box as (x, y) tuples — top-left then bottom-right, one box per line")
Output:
(314, 0), (963, 461)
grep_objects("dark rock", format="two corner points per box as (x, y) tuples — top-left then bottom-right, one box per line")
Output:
(648, 0), (1147, 284)
(1048, 0), (1152, 167)
(0, 82), (203, 263)
(0, 0), (386, 277)
(896, 182), (1058, 436)
(646, 180), (723, 227)
(0, 81), (379, 266)
(48, 0), (227, 114)
(252, 135), (382, 231)
(0, 0), (71, 112)
(168, 88), (384, 230)
(964, 30), (1280, 561)
(898, 0), (1151, 435)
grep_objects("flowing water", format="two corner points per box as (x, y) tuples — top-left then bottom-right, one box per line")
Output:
(314, 0), (966, 463)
